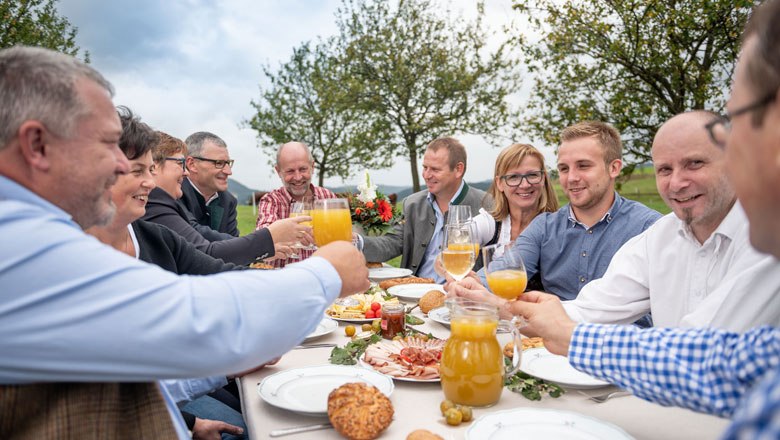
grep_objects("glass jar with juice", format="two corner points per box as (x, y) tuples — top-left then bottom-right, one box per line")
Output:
(439, 298), (524, 407)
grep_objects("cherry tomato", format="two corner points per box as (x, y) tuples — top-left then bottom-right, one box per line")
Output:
(370, 302), (381, 312)
(374, 309), (382, 319)
(365, 309), (376, 319)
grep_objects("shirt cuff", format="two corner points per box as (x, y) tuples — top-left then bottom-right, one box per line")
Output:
(294, 256), (343, 304)
(568, 323), (609, 376)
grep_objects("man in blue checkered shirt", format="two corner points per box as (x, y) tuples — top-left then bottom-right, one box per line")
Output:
(450, 1), (780, 437)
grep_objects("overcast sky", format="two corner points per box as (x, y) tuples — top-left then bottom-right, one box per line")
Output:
(58, 0), (553, 191)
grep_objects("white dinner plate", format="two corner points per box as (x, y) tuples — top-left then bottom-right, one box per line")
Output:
(466, 408), (634, 439)
(368, 267), (413, 281)
(427, 306), (450, 328)
(304, 317), (338, 341)
(358, 357), (440, 383)
(257, 365), (394, 416)
(325, 314), (374, 324)
(387, 283), (445, 302)
(520, 347), (611, 389)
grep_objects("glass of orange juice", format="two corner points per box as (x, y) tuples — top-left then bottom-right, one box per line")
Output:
(440, 297), (524, 407)
(482, 243), (527, 300)
(311, 198), (352, 247)
(441, 223), (477, 281)
(289, 198), (314, 257)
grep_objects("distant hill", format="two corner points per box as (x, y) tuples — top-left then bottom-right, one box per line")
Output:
(228, 179), (258, 205)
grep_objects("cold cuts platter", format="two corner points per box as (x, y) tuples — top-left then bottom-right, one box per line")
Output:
(361, 337), (445, 382)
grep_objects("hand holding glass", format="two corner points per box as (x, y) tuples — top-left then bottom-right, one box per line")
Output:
(482, 243), (527, 300)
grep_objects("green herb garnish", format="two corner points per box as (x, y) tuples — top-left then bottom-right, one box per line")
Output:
(405, 314), (425, 325)
(329, 334), (381, 365)
(504, 358), (564, 400)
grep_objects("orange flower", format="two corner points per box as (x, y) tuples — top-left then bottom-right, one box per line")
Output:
(355, 207), (362, 215)
(365, 201), (375, 209)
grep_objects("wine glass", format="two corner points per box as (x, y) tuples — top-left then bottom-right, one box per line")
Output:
(447, 205), (472, 226)
(290, 198), (316, 251)
(311, 198), (352, 247)
(440, 223), (477, 281)
(482, 243), (527, 300)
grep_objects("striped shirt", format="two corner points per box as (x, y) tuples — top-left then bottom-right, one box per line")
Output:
(569, 323), (780, 438)
(255, 184), (336, 268)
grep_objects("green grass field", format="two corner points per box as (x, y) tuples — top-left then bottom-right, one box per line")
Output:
(238, 174), (667, 270)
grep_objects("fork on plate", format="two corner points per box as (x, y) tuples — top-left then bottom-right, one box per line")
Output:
(579, 390), (631, 403)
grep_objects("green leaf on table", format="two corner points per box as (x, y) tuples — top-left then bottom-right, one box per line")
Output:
(329, 334), (381, 365)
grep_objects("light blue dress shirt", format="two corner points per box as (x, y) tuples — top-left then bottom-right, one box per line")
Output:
(417, 181), (466, 283)
(480, 193), (661, 300)
(0, 175), (342, 438)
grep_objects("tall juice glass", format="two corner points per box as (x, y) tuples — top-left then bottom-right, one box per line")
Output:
(440, 223), (476, 281)
(440, 298), (524, 407)
(311, 198), (352, 246)
(482, 243), (527, 300)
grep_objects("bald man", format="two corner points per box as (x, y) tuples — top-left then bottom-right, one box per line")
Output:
(559, 110), (780, 331)
(255, 142), (336, 267)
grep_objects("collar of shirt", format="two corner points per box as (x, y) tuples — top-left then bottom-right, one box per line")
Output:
(676, 200), (742, 253)
(187, 179), (220, 206)
(0, 175), (72, 221)
(566, 191), (621, 228)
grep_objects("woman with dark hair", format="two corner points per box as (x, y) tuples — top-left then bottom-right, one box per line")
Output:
(86, 106), (250, 440)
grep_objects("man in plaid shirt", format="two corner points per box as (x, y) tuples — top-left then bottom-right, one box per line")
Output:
(256, 142), (336, 268)
(450, 1), (780, 437)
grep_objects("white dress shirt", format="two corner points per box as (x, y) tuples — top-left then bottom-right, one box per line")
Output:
(563, 202), (780, 331)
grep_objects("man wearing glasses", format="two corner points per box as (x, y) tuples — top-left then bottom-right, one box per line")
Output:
(181, 132), (240, 236)
(479, 122), (661, 308)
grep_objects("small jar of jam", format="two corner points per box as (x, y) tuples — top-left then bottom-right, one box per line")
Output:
(381, 303), (405, 339)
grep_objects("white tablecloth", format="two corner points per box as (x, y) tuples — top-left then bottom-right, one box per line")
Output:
(239, 311), (729, 439)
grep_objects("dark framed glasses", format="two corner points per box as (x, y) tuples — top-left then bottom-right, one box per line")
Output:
(164, 157), (186, 171)
(705, 92), (776, 148)
(191, 156), (235, 169)
(500, 170), (544, 187)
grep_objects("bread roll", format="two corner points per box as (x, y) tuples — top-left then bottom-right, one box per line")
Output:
(328, 383), (394, 440)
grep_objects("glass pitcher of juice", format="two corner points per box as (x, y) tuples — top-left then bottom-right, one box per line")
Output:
(311, 198), (353, 246)
(440, 297), (524, 407)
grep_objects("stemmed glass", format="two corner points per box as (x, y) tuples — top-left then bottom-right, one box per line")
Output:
(311, 198), (352, 247)
(482, 243), (527, 300)
(290, 198), (316, 252)
(447, 205), (472, 226)
(440, 223), (477, 281)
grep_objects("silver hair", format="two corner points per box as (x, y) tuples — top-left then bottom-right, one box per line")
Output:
(185, 131), (228, 157)
(276, 141), (314, 166)
(0, 46), (114, 150)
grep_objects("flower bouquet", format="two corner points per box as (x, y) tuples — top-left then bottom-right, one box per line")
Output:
(348, 172), (399, 236)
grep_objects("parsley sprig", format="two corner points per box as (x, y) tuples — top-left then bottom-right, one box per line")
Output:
(504, 358), (565, 400)
(329, 334), (381, 365)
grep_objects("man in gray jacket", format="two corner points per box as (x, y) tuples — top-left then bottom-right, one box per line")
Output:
(359, 137), (488, 282)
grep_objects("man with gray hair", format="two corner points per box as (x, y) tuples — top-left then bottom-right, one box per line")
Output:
(255, 141), (336, 268)
(181, 131), (240, 236)
(0, 46), (369, 438)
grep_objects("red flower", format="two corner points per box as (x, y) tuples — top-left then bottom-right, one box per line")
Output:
(377, 199), (393, 222)
(355, 207), (362, 215)
(365, 201), (375, 209)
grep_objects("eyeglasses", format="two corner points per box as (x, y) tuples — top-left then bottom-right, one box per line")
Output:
(500, 170), (544, 187)
(705, 92), (776, 148)
(164, 157), (186, 171)
(191, 156), (235, 169)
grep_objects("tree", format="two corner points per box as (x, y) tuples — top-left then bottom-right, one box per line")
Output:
(1, 0), (87, 59)
(336, 0), (520, 192)
(247, 40), (393, 186)
(513, 0), (755, 169)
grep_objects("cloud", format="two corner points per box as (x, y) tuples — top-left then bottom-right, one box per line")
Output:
(57, 0), (550, 191)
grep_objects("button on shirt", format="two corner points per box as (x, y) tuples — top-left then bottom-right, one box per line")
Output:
(562, 202), (780, 331)
(417, 181), (466, 283)
(485, 194), (661, 300)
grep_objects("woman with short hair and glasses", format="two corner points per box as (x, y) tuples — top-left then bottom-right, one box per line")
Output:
(471, 143), (559, 248)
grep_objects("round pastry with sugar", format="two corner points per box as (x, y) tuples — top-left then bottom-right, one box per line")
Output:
(328, 382), (394, 440)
